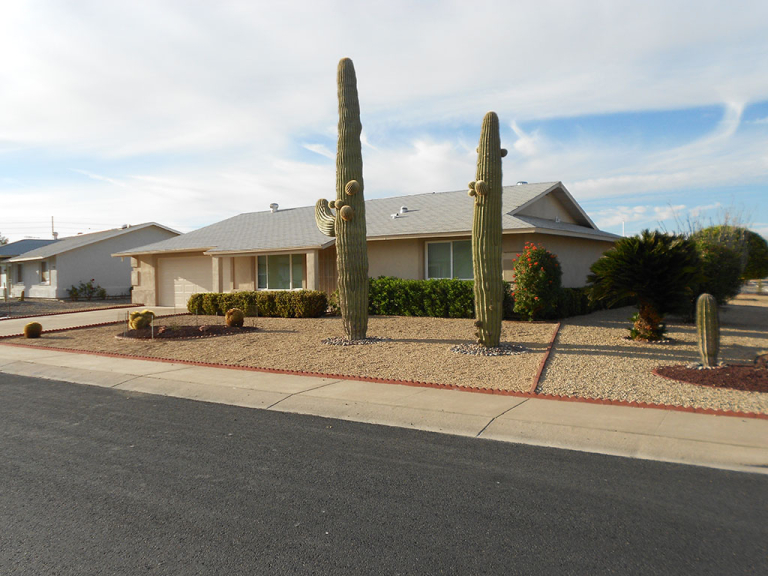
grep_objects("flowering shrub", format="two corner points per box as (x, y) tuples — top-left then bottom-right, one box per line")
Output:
(512, 243), (562, 320)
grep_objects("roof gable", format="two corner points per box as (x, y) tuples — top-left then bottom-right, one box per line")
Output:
(8, 222), (179, 262)
(511, 183), (596, 228)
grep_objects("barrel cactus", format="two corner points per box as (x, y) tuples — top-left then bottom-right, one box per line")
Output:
(129, 309), (155, 330)
(696, 293), (719, 368)
(225, 308), (245, 328)
(23, 322), (42, 338)
(314, 58), (369, 341)
(468, 112), (506, 347)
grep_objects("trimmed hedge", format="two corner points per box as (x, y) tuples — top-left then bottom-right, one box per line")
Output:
(188, 282), (613, 321)
(187, 290), (327, 318)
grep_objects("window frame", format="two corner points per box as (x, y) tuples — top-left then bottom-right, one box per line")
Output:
(424, 240), (473, 280)
(256, 254), (305, 290)
(15, 263), (24, 284)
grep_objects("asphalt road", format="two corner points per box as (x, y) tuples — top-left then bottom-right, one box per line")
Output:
(1, 374), (766, 575)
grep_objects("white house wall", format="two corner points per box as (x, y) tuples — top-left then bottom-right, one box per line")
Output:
(56, 226), (178, 298)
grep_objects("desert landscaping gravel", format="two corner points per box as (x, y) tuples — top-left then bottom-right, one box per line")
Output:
(9, 316), (555, 392)
(537, 294), (768, 414)
(5, 294), (767, 413)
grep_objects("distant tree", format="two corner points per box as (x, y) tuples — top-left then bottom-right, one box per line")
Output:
(0, 231), (7, 245)
(690, 236), (744, 306)
(587, 230), (701, 340)
(742, 230), (768, 281)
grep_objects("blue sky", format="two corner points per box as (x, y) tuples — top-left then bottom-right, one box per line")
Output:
(1, 0), (767, 242)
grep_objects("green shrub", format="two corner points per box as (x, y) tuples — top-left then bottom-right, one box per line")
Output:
(67, 279), (107, 301)
(588, 230), (701, 340)
(366, 277), (515, 319)
(742, 229), (768, 281)
(512, 243), (563, 321)
(187, 290), (327, 318)
(693, 239), (743, 306)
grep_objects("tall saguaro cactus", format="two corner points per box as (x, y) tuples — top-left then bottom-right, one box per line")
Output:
(315, 58), (369, 340)
(468, 112), (506, 347)
(696, 293), (720, 367)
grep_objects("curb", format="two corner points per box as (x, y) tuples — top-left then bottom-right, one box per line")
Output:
(0, 303), (143, 322)
(1, 337), (765, 421)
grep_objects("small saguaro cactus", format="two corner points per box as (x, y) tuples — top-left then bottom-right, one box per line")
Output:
(468, 112), (506, 347)
(314, 58), (369, 341)
(696, 293), (720, 368)
(23, 322), (42, 338)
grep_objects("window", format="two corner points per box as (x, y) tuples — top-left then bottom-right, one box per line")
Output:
(257, 254), (305, 289)
(15, 264), (23, 284)
(426, 240), (473, 280)
(41, 261), (50, 284)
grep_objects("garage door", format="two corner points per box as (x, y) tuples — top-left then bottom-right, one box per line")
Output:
(157, 256), (213, 307)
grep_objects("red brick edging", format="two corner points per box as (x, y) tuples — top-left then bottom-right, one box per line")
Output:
(0, 321), (765, 421)
(529, 322), (561, 394)
(0, 303), (143, 322)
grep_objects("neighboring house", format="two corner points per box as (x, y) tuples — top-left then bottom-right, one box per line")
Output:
(117, 182), (619, 308)
(1, 239), (60, 296)
(7, 223), (180, 299)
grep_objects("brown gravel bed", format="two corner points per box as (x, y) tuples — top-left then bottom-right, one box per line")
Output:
(8, 316), (554, 392)
(654, 364), (768, 393)
(537, 294), (768, 414)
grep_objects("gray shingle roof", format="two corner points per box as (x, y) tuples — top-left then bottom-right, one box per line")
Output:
(116, 182), (617, 256)
(9, 222), (179, 262)
(0, 239), (59, 259)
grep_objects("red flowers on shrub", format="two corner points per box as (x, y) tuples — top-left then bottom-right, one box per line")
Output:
(512, 243), (563, 320)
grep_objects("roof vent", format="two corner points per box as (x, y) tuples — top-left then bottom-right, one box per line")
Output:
(390, 213), (400, 219)
(516, 181), (528, 186)
(399, 206), (408, 214)
(269, 203), (279, 213)
(121, 224), (128, 229)
(52, 232), (58, 240)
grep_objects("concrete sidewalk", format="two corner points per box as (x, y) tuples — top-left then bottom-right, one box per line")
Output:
(0, 306), (181, 336)
(1, 343), (766, 474)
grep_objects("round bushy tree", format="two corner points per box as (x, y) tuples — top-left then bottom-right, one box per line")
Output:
(587, 230), (701, 340)
(694, 239), (743, 305)
(742, 229), (768, 281)
(512, 242), (562, 321)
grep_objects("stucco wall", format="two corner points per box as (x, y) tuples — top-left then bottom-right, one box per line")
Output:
(130, 255), (157, 305)
(368, 238), (424, 279)
(503, 233), (615, 287)
(234, 256), (255, 291)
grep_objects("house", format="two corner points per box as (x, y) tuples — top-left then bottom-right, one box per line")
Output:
(116, 182), (619, 308)
(1, 239), (61, 296)
(6, 223), (180, 299)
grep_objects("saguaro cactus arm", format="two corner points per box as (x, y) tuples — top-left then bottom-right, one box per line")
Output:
(315, 199), (336, 237)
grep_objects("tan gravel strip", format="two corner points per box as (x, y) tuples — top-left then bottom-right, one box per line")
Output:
(537, 295), (768, 414)
(6, 316), (555, 393)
